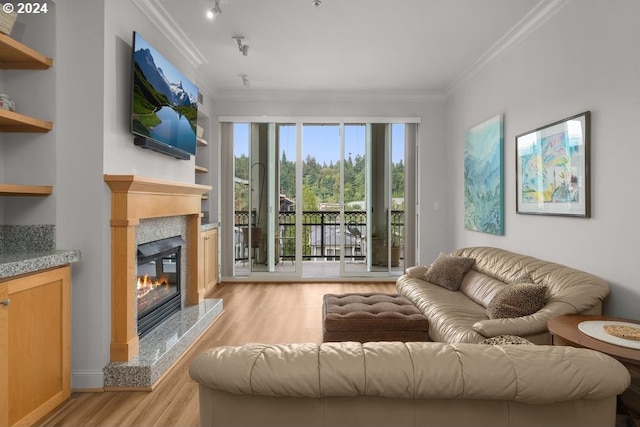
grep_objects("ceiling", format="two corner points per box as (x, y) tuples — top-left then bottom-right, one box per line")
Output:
(144, 0), (557, 97)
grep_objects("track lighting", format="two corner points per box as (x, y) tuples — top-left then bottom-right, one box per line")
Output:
(233, 36), (249, 56)
(206, 0), (222, 20)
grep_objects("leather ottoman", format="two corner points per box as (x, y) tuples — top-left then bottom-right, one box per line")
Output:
(322, 293), (429, 342)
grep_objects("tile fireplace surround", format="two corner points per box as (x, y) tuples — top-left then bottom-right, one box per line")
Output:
(103, 175), (220, 389)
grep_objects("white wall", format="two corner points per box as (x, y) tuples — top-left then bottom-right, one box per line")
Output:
(55, 0), (109, 389)
(2, 11), (57, 224)
(53, 0), (215, 389)
(446, 1), (640, 318)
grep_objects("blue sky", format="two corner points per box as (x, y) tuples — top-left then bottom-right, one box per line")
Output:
(234, 123), (405, 165)
(134, 32), (199, 99)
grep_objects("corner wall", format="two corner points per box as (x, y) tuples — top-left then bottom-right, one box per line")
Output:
(55, 0), (215, 389)
(445, 1), (640, 318)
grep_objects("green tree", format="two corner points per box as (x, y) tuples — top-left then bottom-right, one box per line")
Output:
(302, 184), (318, 211)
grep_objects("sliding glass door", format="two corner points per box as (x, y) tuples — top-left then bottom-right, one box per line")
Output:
(229, 119), (412, 279)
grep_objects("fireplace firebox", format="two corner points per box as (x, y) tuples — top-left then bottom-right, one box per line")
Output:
(136, 236), (184, 337)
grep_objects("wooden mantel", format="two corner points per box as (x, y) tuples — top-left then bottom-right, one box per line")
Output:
(104, 175), (212, 362)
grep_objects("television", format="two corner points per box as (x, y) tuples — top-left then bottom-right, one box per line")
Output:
(130, 32), (199, 160)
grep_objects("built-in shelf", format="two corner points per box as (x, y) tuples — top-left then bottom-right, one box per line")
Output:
(0, 109), (52, 133)
(0, 33), (53, 70)
(195, 165), (208, 174)
(197, 137), (208, 146)
(0, 184), (53, 196)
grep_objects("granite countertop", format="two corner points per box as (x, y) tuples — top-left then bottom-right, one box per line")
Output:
(201, 222), (219, 232)
(0, 249), (81, 279)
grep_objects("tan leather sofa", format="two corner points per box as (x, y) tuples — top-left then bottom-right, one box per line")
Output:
(396, 246), (610, 344)
(189, 341), (630, 427)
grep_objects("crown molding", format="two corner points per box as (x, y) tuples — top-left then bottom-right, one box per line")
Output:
(131, 0), (208, 68)
(445, 0), (570, 94)
(132, 0), (567, 103)
(210, 89), (446, 103)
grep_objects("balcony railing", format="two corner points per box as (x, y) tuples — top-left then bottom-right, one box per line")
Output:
(234, 210), (405, 264)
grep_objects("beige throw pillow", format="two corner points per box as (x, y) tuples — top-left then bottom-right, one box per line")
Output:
(405, 265), (429, 279)
(487, 282), (547, 319)
(423, 253), (475, 291)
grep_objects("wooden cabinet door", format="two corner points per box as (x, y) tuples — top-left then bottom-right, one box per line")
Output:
(203, 229), (219, 294)
(0, 283), (8, 427)
(6, 266), (70, 427)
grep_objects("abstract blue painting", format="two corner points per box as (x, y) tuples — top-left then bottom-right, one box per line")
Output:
(464, 114), (504, 235)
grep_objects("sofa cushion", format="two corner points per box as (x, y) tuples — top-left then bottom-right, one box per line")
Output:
(487, 282), (547, 319)
(396, 276), (490, 343)
(423, 253), (475, 291)
(458, 270), (508, 308)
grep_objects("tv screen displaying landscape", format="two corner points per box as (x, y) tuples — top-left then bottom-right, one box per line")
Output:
(131, 32), (198, 156)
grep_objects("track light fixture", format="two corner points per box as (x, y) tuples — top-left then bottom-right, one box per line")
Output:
(233, 36), (249, 56)
(206, 0), (222, 20)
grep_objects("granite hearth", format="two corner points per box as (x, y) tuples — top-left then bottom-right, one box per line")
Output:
(104, 297), (222, 389)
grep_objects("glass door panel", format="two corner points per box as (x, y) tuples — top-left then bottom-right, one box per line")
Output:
(276, 124), (297, 273)
(301, 124), (340, 278)
(391, 124), (406, 273)
(233, 123), (251, 275)
(369, 123), (391, 272)
(249, 123), (278, 274)
(343, 124), (367, 275)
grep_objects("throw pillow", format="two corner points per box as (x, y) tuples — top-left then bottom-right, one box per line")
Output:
(423, 253), (475, 291)
(405, 265), (429, 279)
(480, 335), (534, 345)
(487, 282), (547, 319)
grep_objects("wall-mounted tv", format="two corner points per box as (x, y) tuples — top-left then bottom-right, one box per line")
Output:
(131, 32), (199, 160)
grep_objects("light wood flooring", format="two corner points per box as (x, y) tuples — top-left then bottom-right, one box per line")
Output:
(38, 282), (396, 427)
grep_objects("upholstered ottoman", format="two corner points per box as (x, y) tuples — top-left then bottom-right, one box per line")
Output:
(322, 293), (429, 342)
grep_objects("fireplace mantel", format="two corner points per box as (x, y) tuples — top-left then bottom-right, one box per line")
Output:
(104, 175), (211, 362)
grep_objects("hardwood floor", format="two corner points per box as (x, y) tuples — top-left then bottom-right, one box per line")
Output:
(38, 282), (396, 427)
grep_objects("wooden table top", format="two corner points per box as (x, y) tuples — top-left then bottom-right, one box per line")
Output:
(548, 315), (640, 365)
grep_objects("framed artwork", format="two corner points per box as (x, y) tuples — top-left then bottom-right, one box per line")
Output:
(516, 111), (590, 217)
(464, 114), (504, 235)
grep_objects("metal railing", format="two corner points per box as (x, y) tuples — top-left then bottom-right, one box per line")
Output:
(234, 210), (404, 263)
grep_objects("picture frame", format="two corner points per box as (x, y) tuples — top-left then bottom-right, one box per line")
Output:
(516, 111), (590, 217)
(464, 114), (504, 235)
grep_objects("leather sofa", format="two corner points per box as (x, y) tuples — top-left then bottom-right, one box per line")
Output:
(189, 341), (630, 427)
(396, 246), (610, 344)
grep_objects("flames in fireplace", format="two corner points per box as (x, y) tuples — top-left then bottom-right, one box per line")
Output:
(136, 274), (172, 312)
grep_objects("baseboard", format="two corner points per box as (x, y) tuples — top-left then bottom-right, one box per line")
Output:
(72, 370), (105, 391)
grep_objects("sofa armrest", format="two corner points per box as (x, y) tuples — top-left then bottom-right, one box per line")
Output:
(473, 301), (577, 337)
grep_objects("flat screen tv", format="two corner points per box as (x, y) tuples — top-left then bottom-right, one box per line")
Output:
(131, 32), (199, 160)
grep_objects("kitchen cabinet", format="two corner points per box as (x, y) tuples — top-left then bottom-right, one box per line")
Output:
(201, 228), (218, 294)
(0, 266), (71, 427)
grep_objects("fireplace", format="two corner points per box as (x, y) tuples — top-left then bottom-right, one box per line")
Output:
(136, 236), (184, 337)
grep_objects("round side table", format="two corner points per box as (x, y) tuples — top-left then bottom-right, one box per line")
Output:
(548, 315), (640, 427)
